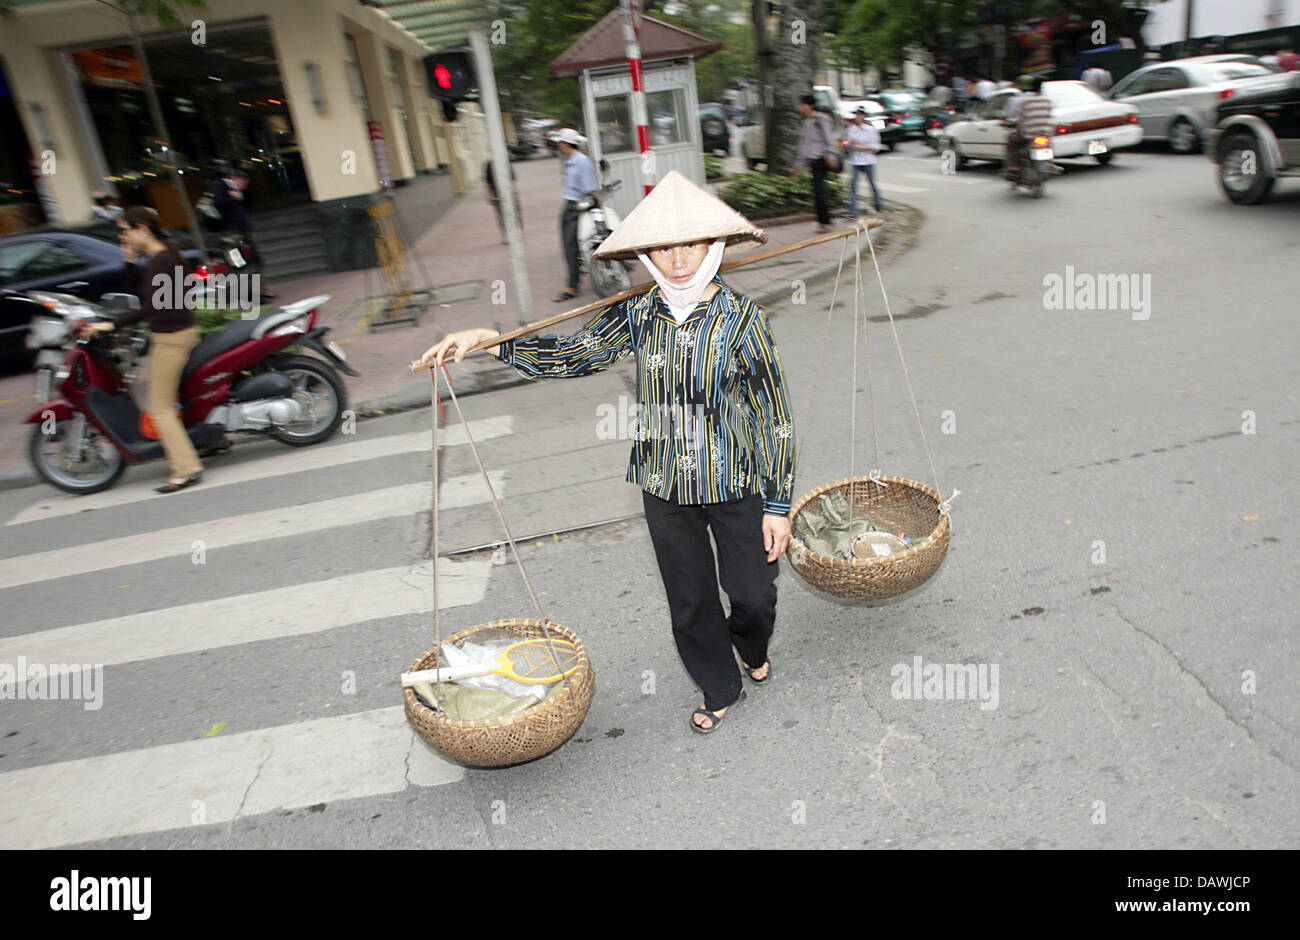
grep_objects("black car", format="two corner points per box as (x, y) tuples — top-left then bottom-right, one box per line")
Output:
(0, 224), (201, 366)
(698, 102), (731, 157)
(1205, 71), (1300, 204)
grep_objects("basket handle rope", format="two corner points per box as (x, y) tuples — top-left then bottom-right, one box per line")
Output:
(425, 366), (579, 712)
(796, 219), (956, 516)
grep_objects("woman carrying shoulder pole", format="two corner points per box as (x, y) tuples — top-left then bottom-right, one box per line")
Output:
(420, 171), (796, 733)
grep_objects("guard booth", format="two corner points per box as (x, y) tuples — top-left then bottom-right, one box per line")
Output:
(550, 10), (722, 221)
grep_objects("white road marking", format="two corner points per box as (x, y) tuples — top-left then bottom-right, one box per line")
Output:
(876, 181), (930, 194)
(7, 416), (513, 526)
(0, 472), (505, 590)
(903, 172), (984, 185)
(0, 706), (464, 849)
(0, 558), (491, 674)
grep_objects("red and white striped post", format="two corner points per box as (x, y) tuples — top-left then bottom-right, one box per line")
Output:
(620, 0), (652, 195)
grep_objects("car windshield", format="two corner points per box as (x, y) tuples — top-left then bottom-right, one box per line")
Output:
(1044, 82), (1107, 105)
(882, 91), (920, 108)
(1198, 63), (1274, 82)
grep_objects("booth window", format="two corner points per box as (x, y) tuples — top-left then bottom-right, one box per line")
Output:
(595, 95), (633, 154)
(646, 89), (687, 146)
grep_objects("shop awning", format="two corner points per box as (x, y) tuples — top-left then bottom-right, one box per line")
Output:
(365, 0), (500, 51)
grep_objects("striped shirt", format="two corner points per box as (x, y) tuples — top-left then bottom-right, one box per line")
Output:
(1017, 94), (1054, 136)
(494, 278), (797, 516)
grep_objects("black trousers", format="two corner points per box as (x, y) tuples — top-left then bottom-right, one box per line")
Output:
(810, 157), (831, 225)
(560, 205), (580, 290)
(642, 491), (779, 711)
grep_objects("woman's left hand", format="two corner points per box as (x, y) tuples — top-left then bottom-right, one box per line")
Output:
(763, 515), (792, 562)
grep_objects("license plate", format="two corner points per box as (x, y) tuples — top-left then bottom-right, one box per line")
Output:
(1087, 139), (1108, 155)
(927, 126), (942, 137)
(227, 248), (247, 267)
(1031, 149), (1054, 160)
(326, 340), (346, 361)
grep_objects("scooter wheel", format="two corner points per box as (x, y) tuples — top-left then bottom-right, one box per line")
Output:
(28, 420), (126, 494)
(267, 354), (348, 446)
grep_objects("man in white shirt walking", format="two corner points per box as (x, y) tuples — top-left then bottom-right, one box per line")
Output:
(842, 107), (882, 217)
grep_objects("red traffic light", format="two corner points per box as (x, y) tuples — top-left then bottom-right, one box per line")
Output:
(424, 47), (475, 101)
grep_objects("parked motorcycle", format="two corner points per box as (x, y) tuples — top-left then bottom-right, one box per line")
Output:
(24, 291), (357, 494)
(577, 159), (633, 298)
(1001, 131), (1061, 198)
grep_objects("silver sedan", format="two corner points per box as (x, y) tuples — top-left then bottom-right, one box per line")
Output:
(1106, 54), (1278, 154)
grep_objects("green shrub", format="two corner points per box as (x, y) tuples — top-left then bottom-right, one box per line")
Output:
(719, 170), (846, 220)
(193, 302), (260, 340)
(703, 154), (724, 181)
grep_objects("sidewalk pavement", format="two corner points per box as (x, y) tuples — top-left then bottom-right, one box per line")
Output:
(0, 157), (917, 487)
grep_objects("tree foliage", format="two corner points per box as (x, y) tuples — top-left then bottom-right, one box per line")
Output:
(491, 0), (755, 125)
(823, 0), (1169, 72)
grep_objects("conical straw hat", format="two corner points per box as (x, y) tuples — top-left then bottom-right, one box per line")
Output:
(592, 170), (766, 260)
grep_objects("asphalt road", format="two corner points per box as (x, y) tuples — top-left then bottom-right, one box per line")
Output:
(0, 141), (1296, 849)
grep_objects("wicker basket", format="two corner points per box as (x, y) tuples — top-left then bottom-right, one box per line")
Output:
(786, 475), (950, 599)
(404, 618), (595, 768)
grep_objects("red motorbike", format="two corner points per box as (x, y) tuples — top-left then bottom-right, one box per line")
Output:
(24, 291), (357, 494)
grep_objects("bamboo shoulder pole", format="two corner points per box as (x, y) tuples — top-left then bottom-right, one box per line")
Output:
(408, 218), (883, 372)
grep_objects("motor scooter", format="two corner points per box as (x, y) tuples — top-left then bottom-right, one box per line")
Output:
(24, 291), (356, 494)
(1001, 126), (1061, 198)
(576, 159), (633, 298)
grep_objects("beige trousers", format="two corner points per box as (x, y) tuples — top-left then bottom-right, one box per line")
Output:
(147, 327), (203, 479)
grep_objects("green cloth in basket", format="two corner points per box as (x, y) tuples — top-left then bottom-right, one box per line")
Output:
(792, 490), (879, 558)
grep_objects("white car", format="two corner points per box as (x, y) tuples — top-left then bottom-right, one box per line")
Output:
(939, 81), (1142, 168)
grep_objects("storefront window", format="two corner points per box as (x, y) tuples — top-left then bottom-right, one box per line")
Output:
(68, 21), (307, 224)
(646, 89), (687, 147)
(595, 95), (633, 154)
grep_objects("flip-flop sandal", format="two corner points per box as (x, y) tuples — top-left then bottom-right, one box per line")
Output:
(743, 661), (772, 683)
(690, 690), (746, 734)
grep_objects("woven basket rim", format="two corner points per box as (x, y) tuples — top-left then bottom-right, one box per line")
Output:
(787, 475), (950, 569)
(404, 618), (592, 731)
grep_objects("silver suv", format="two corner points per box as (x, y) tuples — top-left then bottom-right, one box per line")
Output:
(1106, 54), (1278, 154)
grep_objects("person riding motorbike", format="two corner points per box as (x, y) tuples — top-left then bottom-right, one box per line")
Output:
(1002, 75), (1053, 177)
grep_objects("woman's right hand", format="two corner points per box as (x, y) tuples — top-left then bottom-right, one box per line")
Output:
(419, 328), (502, 366)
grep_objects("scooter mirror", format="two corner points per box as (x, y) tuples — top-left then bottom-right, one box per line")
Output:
(100, 292), (141, 313)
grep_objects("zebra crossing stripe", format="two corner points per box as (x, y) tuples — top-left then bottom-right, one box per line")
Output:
(6, 416), (514, 527)
(0, 558), (492, 675)
(0, 472), (505, 591)
(903, 172), (983, 185)
(0, 705), (464, 849)
(875, 181), (929, 194)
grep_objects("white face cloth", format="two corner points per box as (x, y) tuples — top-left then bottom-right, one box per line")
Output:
(637, 238), (727, 324)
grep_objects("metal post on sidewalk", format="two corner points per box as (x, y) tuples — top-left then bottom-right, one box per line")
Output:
(469, 27), (533, 326)
(620, 0), (652, 196)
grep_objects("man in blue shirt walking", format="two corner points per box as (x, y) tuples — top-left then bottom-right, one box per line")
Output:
(555, 128), (599, 302)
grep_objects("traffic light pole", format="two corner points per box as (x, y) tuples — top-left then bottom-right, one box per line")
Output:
(469, 27), (533, 326)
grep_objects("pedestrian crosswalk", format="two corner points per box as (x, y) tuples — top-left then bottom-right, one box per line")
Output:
(0, 411), (526, 849)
